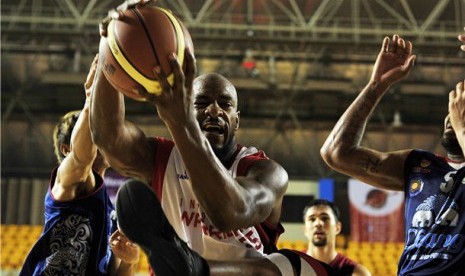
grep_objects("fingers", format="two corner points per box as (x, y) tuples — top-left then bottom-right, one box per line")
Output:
(449, 80), (465, 108)
(381, 36), (390, 53)
(168, 53), (186, 94)
(402, 55), (416, 73)
(184, 48), (196, 95)
(152, 65), (173, 97)
(388, 34), (399, 53)
(456, 80), (464, 94)
(405, 41), (412, 56)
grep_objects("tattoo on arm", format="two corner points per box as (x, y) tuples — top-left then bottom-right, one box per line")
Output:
(359, 157), (381, 174)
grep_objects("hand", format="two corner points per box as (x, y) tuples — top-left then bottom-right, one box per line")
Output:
(99, 0), (156, 37)
(449, 80), (465, 134)
(459, 27), (465, 52)
(110, 229), (140, 265)
(138, 48), (197, 126)
(371, 34), (416, 87)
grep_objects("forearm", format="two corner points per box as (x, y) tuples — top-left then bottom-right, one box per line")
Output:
(168, 123), (253, 230)
(321, 80), (390, 160)
(58, 105), (96, 187)
(89, 62), (126, 147)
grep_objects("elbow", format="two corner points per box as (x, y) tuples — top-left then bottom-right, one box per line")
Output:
(90, 123), (117, 152)
(320, 142), (346, 171)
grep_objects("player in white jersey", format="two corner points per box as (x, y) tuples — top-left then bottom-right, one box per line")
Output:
(90, 2), (334, 275)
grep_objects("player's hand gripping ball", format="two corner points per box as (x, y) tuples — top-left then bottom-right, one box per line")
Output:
(99, 5), (194, 101)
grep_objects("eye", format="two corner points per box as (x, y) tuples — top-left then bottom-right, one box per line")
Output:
(194, 101), (209, 109)
(219, 101), (233, 109)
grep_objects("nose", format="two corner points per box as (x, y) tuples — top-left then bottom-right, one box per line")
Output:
(205, 102), (223, 118)
(313, 218), (324, 227)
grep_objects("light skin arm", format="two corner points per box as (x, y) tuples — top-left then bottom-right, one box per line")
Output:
(53, 56), (99, 201)
(449, 80), (465, 154)
(108, 229), (140, 276)
(139, 51), (288, 231)
(320, 35), (416, 191)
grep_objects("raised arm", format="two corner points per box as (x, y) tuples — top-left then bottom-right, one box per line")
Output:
(449, 80), (465, 154)
(321, 35), (416, 191)
(53, 56), (100, 201)
(89, 53), (154, 183)
(139, 51), (288, 231)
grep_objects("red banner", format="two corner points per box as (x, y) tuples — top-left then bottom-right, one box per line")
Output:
(348, 179), (405, 242)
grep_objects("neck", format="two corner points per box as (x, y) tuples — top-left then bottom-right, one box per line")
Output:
(214, 139), (238, 166)
(307, 243), (338, 264)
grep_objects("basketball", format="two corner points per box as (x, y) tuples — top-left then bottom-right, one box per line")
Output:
(99, 6), (194, 101)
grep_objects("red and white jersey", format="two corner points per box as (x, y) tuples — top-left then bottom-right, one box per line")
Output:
(150, 137), (283, 261)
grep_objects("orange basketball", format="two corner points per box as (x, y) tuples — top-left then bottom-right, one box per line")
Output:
(99, 6), (194, 101)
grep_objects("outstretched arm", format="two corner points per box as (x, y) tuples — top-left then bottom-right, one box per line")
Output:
(89, 54), (154, 183)
(449, 80), (465, 154)
(53, 56), (99, 201)
(90, 0), (158, 183)
(321, 35), (416, 191)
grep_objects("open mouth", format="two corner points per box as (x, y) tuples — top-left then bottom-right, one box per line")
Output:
(203, 124), (225, 135)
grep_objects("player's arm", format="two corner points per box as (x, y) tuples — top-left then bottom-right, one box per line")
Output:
(145, 50), (288, 231)
(449, 80), (465, 153)
(321, 35), (416, 191)
(89, 55), (155, 183)
(108, 229), (140, 276)
(54, 56), (99, 201)
(177, 134), (288, 231)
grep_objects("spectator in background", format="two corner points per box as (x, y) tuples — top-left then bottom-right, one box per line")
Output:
(20, 56), (139, 275)
(321, 33), (465, 275)
(303, 199), (371, 276)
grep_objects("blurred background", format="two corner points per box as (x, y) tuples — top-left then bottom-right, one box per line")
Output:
(2, 0), (465, 275)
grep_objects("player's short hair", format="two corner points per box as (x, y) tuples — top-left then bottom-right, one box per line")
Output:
(53, 110), (81, 163)
(303, 199), (341, 222)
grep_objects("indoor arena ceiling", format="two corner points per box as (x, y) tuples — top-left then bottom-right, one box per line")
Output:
(1, 0), (465, 177)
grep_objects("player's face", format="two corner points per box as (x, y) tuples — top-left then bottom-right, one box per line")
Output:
(304, 205), (340, 247)
(193, 76), (240, 156)
(441, 115), (463, 156)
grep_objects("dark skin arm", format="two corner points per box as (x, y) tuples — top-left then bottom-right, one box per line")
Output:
(91, 0), (159, 183)
(321, 35), (416, 191)
(89, 52), (154, 182)
(139, 51), (288, 231)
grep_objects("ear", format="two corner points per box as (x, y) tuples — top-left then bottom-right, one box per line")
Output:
(335, 221), (342, 235)
(235, 111), (240, 130)
(60, 144), (71, 157)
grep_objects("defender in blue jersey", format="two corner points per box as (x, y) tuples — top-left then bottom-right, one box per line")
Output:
(321, 33), (465, 275)
(20, 56), (139, 276)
